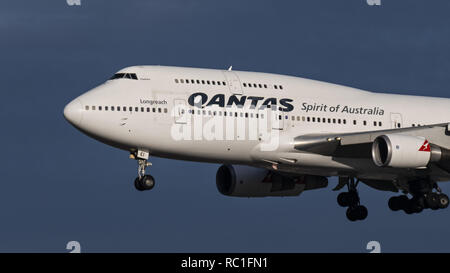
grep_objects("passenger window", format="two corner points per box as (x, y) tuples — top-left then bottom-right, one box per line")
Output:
(274, 85), (278, 89)
(363, 121), (367, 126)
(259, 84), (262, 88)
(243, 83), (247, 87)
(105, 106), (108, 111)
(117, 106), (120, 111)
(379, 121), (382, 126)
(147, 108), (150, 112)
(164, 108), (168, 113)
(111, 106), (114, 111)
(264, 84), (267, 88)
(279, 85), (283, 90)
(158, 108), (161, 113)
(175, 79), (179, 83)
(85, 106), (89, 110)
(212, 81), (216, 85)
(99, 106), (102, 111)
(222, 82), (226, 85)
(180, 79), (184, 83)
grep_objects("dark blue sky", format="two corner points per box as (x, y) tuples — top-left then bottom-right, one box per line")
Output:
(2, 0), (450, 252)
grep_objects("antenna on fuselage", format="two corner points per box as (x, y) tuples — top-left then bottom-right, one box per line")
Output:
(228, 66), (232, 71)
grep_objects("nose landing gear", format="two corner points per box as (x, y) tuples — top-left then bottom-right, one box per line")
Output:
(336, 177), (368, 221)
(131, 150), (155, 191)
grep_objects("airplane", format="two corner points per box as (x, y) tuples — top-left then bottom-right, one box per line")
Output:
(64, 65), (450, 221)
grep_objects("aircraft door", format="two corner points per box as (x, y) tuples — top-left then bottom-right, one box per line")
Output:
(222, 71), (243, 95)
(271, 107), (284, 130)
(174, 99), (188, 124)
(390, 112), (403, 128)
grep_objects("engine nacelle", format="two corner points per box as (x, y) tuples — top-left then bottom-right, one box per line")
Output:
(216, 164), (328, 197)
(371, 134), (435, 168)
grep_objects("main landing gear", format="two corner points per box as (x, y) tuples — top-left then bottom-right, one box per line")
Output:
(131, 150), (155, 192)
(388, 180), (449, 214)
(337, 177), (368, 221)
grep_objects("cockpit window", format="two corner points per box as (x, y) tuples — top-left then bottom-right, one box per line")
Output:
(110, 73), (138, 80)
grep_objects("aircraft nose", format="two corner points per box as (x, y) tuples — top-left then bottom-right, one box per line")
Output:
(63, 98), (83, 126)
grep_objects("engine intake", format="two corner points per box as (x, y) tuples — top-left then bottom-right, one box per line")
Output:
(371, 134), (449, 168)
(216, 164), (328, 197)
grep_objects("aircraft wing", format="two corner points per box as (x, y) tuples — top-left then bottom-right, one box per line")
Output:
(293, 123), (450, 158)
(250, 123), (450, 183)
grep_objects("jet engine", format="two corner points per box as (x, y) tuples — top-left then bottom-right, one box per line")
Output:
(371, 134), (449, 168)
(216, 164), (328, 197)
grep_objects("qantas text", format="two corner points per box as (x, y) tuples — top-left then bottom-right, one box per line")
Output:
(188, 92), (294, 112)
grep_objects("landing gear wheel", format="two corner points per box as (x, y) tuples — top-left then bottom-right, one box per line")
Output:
(346, 207), (358, 222)
(134, 177), (145, 191)
(388, 196), (401, 211)
(426, 193), (440, 210)
(346, 205), (367, 221)
(140, 175), (155, 190)
(355, 205), (368, 220)
(132, 153), (154, 192)
(337, 192), (349, 207)
(339, 177), (368, 221)
(438, 194), (449, 209)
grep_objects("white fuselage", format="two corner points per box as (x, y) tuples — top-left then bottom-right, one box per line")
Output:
(63, 66), (450, 180)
